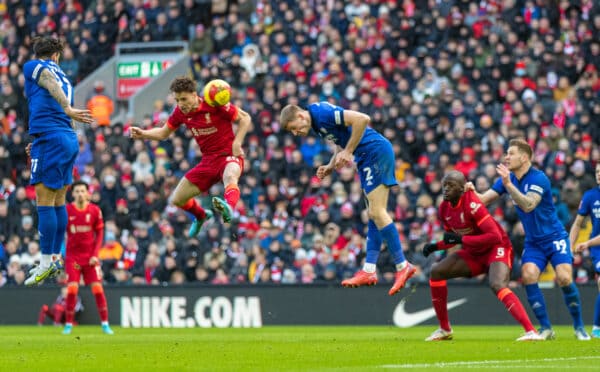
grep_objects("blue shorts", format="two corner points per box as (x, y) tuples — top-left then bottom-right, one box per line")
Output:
(30, 131), (78, 189)
(355, 139), (397, 194)
(590, 247), (600, 274)
(522, 233), (573, 271)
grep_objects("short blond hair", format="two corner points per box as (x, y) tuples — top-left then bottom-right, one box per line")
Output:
(509, 138), (532, 159)
(280, 104), (301, 130)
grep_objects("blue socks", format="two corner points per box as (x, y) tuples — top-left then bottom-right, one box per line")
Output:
(54, 206), (67, 255)
(37, 206), (57, 255)
(365, 220), (382, 264)
(379, 223), (406, 264)
(561, 283), (584, 329)
(525, 283), (551, 329)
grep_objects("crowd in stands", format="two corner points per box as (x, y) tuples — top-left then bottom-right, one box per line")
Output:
(1, 0), (600, 287)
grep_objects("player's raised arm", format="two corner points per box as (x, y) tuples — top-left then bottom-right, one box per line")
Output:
(37, 69), (93, 124)
(130, 122), (173, 141)
(232, 108), (252, 157)
(464, 182), (500, 206)
(335, 109), (370, 169)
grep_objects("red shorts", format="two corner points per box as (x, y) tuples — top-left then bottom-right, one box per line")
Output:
(456, 242), (513, 277)
(185, 155), (244, 192)
(65, 257), (102, 285)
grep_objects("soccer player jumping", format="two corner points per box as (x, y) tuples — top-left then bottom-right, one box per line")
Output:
(24, 37), (94, 286)
(63, 181), (113, 335)
(130, 76), (252, 235)
(423, 171), (542, 341)
(469, 138), (590, 340)
(280, 102), (416, 296)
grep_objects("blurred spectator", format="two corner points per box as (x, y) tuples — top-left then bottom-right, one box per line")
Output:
(86, 81), (114, 126)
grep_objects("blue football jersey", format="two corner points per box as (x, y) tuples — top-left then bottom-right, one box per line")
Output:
(492, 167), (566, 242)
(577, 187), (600, 246)
(307, 102), (388, 160)
(24, 59), (73, 135)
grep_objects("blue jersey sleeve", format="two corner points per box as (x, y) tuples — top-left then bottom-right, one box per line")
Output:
(491, 178), (505, 195)
(527, 171), (549, 196)
(23, 60), (46, 84)
(578, 191), (592, 216)
(309, 102), (345, 131)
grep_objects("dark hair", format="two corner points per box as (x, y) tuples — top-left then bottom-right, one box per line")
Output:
(32, 36), (65, 58)
(71, 180), (89, 190)
(169, 76), (197, 94)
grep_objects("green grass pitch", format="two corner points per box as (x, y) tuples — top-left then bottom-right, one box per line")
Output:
(1, 326), (599, 371)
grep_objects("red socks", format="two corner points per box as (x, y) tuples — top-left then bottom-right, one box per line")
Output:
(430, 279), (451, 331)
(224, 184), (240, 209)
(497, 288), (535, 332)
(180, 198), (206, 220)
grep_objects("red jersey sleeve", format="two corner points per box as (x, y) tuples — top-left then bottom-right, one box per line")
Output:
(461, 191), (502, 248)
(166, 106), (185, 131)
(218, 102), (238, 123)
(93, 204), (104, 257)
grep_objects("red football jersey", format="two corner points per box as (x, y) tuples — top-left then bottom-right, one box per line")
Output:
(66, 202), (104, 262)
(167, 98), (238, 156)
(438, 190), (508, 255)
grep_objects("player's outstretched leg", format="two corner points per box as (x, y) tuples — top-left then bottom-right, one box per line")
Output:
(188, 209), (213, 237)
(341, 270), (378, 287)
(212, 196), (233, 223)
(389, 263), (416, 296)
(342, 220), (381, 288)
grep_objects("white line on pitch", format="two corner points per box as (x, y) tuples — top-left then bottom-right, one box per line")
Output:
(380, 356), (600, 369)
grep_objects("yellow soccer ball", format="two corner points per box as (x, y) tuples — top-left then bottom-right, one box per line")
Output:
(203, 79), (231, 107)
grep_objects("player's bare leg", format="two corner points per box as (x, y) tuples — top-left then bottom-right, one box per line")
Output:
(213, 160), (242, 223)
(366, 185), (415, 295)
(171, 178), (212, 237)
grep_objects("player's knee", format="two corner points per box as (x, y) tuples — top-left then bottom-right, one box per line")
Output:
(555, 274), (572, 287)
(488, 281), (505, 294)
(430, 265), (444, 280)
(91, 282), (104, 295)
(67, 282), (79, 295)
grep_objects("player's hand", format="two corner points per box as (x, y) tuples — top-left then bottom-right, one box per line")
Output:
(232, 141), (245, 157)
(443, 232), (462, 245)
(423, 243), (438, 257)
(25, 143), (32, 158)
(130, 127), (145, 139)
(496, 163), (511, 185)
(334, 149), (353, 169)
(89, 256), (99, 266)
(573, 242), (589, 253)
(64, 106), (94, 124)
(316, 165), (333, 179)
(464, 182), (476, 192)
